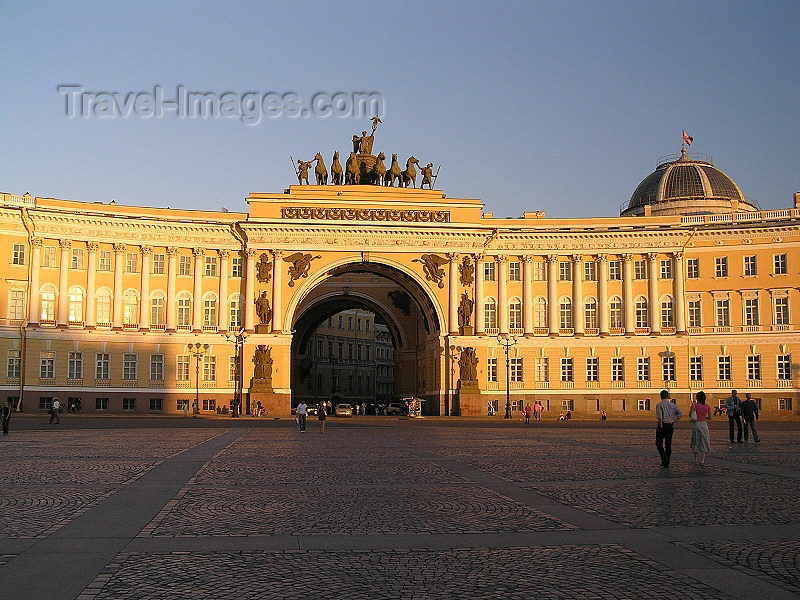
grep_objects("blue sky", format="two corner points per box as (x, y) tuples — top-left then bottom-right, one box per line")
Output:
(1, 1), (798, 218)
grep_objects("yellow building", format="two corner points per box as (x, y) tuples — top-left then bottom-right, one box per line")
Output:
(1, 148), (798, 418)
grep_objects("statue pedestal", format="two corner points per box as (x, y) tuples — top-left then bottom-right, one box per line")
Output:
(249, 390), (291, 417)
(456, 387), (484, 417)
(250, 377), (273, 393)
(255, 324), (271, 334)
(461, 325), (474, 336)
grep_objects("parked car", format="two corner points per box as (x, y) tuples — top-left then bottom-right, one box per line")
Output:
(335, 404), (353, 417)
(386, 402), (404, 416)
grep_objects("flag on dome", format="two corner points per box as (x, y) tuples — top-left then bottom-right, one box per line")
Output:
(682, 130), (693, 146)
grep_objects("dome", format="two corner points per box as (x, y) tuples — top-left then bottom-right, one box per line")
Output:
(621, 148), (758, 216)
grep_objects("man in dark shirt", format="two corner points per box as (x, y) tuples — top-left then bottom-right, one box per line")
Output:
(741, 393), (761, 443)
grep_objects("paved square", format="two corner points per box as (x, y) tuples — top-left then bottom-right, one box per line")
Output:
(1, 416), (798, 599)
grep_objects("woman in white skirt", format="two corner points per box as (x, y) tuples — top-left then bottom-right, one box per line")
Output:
(690, 391), (712, 465)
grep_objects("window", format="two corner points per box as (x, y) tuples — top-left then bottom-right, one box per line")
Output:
(510, 357), (523, 382)
(150, 398), (163, 411)
(95, 397), (109, 411)
(633, 260), (646, 280)
(659, 259), (673, 279)
(68, 352), (83, 380)
(662, 356), (676, 382)
(123, 291), (139, 326)
(348, 316), (353, 330)
(584, 261), (597, 281)
(176, 355), (190, 382)
(40, 288), (56, 321)
(688, 300), (702, 328)
(123, 397), (136, 411)
(559, 261), (572, 281)
(99, 250), (112, 271)
(150, 354), (164, 381)
(231, 256), (243, 278)
(96, 353), (110, 380)
(7, 349), (21, 378)
(12, 243), (26, 265)
(610, 297), (622, 329)
(584, 298), (597, 329)
(484, 299), (497, 330)
(744, 297), (760, 326)
(484, 262), (496, 281)
(773, 253), (788, 275)
(637, 357), (650, 381)
(635, 297), (648, 329)
(203, 356), (217, 381)
(487, 358), (497, 382)
(40, 351), (55, 379)
(508, 261), (521, 281)
(203, 298), (218, 328)
(778, 398), (793, 411)
(151, 293), (166, 327)
(638, 398), (651, 411)
(718, 356), (732, 381)
(747, 355), (761, 381)
(179, 255), (192, 275)
(715, 256), (728, 277)
(777, 355), (791, 380)
(586, 357), (599, 381)
(687, 258), (699, 279)
(229, 296), (243, 328)
(773, 296), (789, 325)
(42, 246), (57, 267)
(612, 357), (624, 381)
(204, 256), (218, 277)
(152, 253), (166, 274)
(559, 298), (572, 329)
(126, 252), (139, 273)
(660, 297), (674, 329)
(535, 357), (549, 382)
(533, 261), (546, 281)
(609, 260), (621, 280)
(562, 399), (575, 411)
(203, 398), (216, 411)
(71, 248), (85, 269)
(690, 356), (703, 381)
(229, 356), (239, 383)
(95, 289), (111, 325)
(715, 299), (730, 327)
(68, 287), (84, 323)
(123, 354), (137, 381)
(9, 289), (25, 321)
(533, 297), (547, 328)
(743, 255), (757, 276)
(561, 358), (574, 382)
(509, 299), (522, 330)
(177, 293), (191, 328)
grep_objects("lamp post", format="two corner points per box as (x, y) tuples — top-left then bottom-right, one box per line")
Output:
(225, 329), (247, 417)
(187, 343), (209, 416)
(497, 335), (518, 418)
(448, 345), (460, 417)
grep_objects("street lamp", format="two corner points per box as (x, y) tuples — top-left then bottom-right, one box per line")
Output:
(497, 335), (518, 418)
(225, 329), (247, 417)
(448, 345), (460, 417)
(187, 343), (209, 416)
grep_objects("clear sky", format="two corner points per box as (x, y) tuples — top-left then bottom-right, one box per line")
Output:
(1, 1), (798, 218)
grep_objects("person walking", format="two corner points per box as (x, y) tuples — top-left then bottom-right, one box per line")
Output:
(49, 397), (61, 424)
(2, 399), (12, 435)
(534, 401), (543, 421)
(655, 389), (683, 467)
(524, 403), (532, 425)
(318, 401), (327, 432)
(296, 401), (307, 433)
(741, 392), (761, 443)
(725, 389), (743, 443)
(690, 391), (712, 465)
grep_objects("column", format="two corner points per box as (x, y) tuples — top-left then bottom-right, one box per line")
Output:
(28, 238), (43, 324)
(271, 250), (283, 332)
(473, 254), (485, 336)
(597, 253), (609, 336)
(57, 239), (71, 326)
(166, 247), (178, 331)
(522, 255), (533, 337)
(673, 252), (686, 334)
(85, 243), (98, 327)
(192, 248), (204, 332)
(244, 249), (257, 331)
(139, 246), (152, 330)
(218, 250), (230, 332)
(497, 256), (508, 335)
(647, 252), (660, 334)
(112, 244), (125, 329)
(547, 254), (559, 336)
(447, 253), (459, 335)
(622, 254), (634, 334)
(572, 254), (584, 336)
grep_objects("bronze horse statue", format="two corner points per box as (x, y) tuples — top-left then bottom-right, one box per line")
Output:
(345, 152), (359, 185)
(313, 153), (327, 185)
(384, 153), (402, 187)
(330, 151), (343, 185)
(401, 156), (419, 188)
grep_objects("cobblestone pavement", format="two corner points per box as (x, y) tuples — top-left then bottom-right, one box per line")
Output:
(0, 417), (798, 600)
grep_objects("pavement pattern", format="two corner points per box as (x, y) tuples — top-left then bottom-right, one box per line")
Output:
(1, 415), (798, 599)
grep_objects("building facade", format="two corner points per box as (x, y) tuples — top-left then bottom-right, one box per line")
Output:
(1, 150), (798, 418)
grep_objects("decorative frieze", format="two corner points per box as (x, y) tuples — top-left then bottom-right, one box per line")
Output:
(281, 206), (450, 223)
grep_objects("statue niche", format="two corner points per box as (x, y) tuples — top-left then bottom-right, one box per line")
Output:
(251, 344), (274, 392)
(458, 347), (479, 391)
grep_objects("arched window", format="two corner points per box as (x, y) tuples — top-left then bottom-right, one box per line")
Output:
(203, 294), (218, 328)
(559, 297), (573, 329)
(609, 296), (623, 329)
(635, 296), (648, 329)
(177, 292), (191, 329)
(660, 295), (674, 329)
(40, 284), (57, 322)
(96, 288), (112, 325)
(533, 296), (547, 328)
(150, 291), (166, 327)
(229, 293), (243, 328)
(509, 297), (522, 330)
(123, 290), (139, 325)
(68, 286), (85, 324)
(484, 298), (497, 330)
(584, 297), (597, 329)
